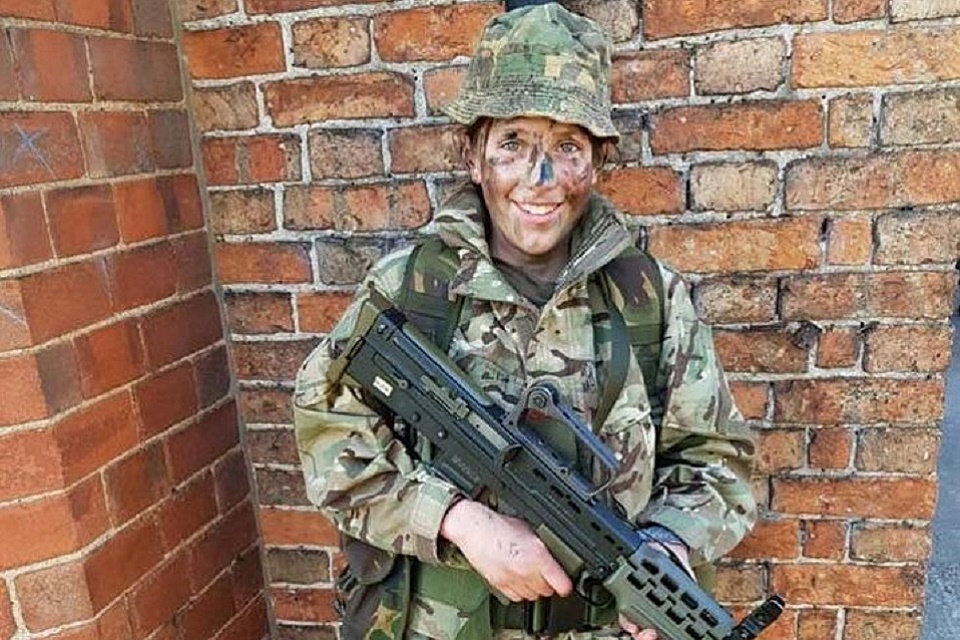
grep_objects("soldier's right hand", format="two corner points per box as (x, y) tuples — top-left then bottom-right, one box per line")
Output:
(440, 498), (573, 602)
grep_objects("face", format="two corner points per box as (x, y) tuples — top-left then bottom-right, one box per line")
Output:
(468, 116), (597, 270)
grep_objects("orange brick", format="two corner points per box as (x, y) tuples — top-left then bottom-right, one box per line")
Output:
(0, 111), (84, 188)
(845, 611), (921, 640)
(296, 292), (352, 334)
(801, 519), (846, 559)
(374, 4), (499, 62)
(85, 517), (164, 612)
(857, 428), (940, 474)
(22, 260), (112, 342)
(728, 381), (768, 420)
(202, 134), (301, 186)
(794, 27), (960, 88)
(825, 215), (872, 265)
(309, 129), (383, 180)
(271, 587), (337, 623)
(178, 0), (236, 20)
(389, 125), (462, 174)
(808, 427), (852, 469)
(775, 377), (944, 424)
(0, 192), (52, 270)
(834, 0), (886, 22)
(135, 363), (197, 439)
(0, 428), (62, 502)
(865, 324), (953, 372)
(113, 175), (201, 242)
(284, 182), (430, 232)
(797, 609), (837, 640)
(215, 242), (311, 285)
(773, 477), (936, 518)
(816, 327), (860, 368)
(74, 319), (144, 399)
(828, 93), (874, 148)
(11, 28), (90, 102)
(0, 277), (32, 351)
(209, 189), (276, 234)
(54, 391), (139, 484)
(107, 242), (179, 313)
(851, 522), (931, 562)
(714, 328), (810, 373)
(771, 563), (923, 607)
(0, 28), (15, 101)
(0, 0), (55, 20)
(644, 0), (826, 39)
(68, 475), (110, 547)
(78, 111), (153, 179)
(225, 292), (293, 335)
(597, 167), (682, 216)
(292, 16), (369, 68)
(712, 564), (764, 603)
(651, 100), (822, 153)
(650, 217), (821, 274)
(54, 0), (134, 31)
(728, 518), (801, 560)
(140, 292), (223, 369)
(0, 353), (50, 426)
(45, 185), (119, 258)
(88, 37), (182, 102)
(0, 494), (79, 570)
(246, 0), (375, 12)
(611, 50), (689, 102)
(192, 82), (259, 132)
(183, 23), (285, 80)
(424, 66), (467, 115)
(16, 560), (93, 631)
(754, 428), (805, 473)
(0, 580), (13, 638)
(264, 73), (415, 126)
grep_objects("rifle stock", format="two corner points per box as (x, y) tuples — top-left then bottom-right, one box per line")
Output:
(329, 289), (784, 640)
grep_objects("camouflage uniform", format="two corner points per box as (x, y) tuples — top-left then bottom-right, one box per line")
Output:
(294, 3), (756, 639)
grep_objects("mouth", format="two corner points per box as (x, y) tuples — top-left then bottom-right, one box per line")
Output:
(514, 202), (561, 217)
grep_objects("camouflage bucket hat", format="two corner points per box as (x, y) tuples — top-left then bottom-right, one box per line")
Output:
(443, 2), (619, 141)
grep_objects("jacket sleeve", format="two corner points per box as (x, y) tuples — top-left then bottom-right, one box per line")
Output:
(293, 249), (462, 564)
(639, 266), (758, 565)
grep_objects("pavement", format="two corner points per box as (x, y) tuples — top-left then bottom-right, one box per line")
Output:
(921, 289), (960, 639)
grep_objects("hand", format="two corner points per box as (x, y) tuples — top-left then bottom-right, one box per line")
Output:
(440, 499), (573, 602)
(617, 542), (693, 640)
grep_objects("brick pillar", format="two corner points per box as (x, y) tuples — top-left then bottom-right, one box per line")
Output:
(0, 1), (270, 639)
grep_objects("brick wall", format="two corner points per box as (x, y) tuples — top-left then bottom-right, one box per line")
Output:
(0, 1), (269, 639)
(177, 1), (960, 639)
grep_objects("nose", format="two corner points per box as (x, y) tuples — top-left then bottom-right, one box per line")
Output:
(525, 151), (556, 187)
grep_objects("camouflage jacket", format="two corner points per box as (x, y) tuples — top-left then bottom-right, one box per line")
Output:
(293, 185), (757, 632)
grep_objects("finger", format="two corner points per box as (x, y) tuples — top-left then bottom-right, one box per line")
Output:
(636, 630), (658, 640)
(541, 563), (573, 597)
(619, 615), (639, 634)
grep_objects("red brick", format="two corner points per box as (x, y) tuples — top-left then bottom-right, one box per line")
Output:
(424, 66), (467, 115)
(775, 377), (944, 425)
(45, 185), (119, 258)
(177, 0), (236, 20)
(173, 231), (214, 294)
(167, 402), (240, 483)
(0, 353), (49, 426)
(285, 182), (430, 232)
(0, 278), (31, 351)
(773, 477), (936, 518)
(238, 387), (293, 424)
(728, 381), (768, 420)
(105, 443), (170, 526)
(845, 611), (921, 640)
(141, 293), (223, 369)
(36, 341), (83, 417)
(713, 564), (763, 603)
(866, 324), (953, 373)
(108, 242), (178, 312)
(246, 0), (373, 11)
(857, 427), (940, 474)
(232, 340), (316, 383)
(21, 261), (111, 342)
(194, 346), (231, 409)
(754, 428), (804, 473)
(728, 518), (800, 560)
(651, 100), (822, 153)
(54, 391), (139, 483)
(89, 37), (182, 101)
(131, 0), (172, 37)
(828, 93), (874, 148)
(11, 28), (90, 102)
(264, 73), (415, 126)
(192, 83), (259, 133)
(794, 27), (960, 88)
(214, 598), (269, 640)
(643, 0), (826, 39)
(189, 502), (259, 589)
(781, 271), (956, 320)
(389, 125), (462, 174)
(611, 50), (689, 102)
(85, 517), (164, 611)
(801, 519), (846, 559)
(259, 507), (336, 547)
(825, 215), (872, 265)
(309, 129), (383, 179)
(296, 292), (351, 334)
(203, 134), (301, 186)
(166, 174), (205, 231)
(808, 427), (852, 469)
(113, 178), (168, 242)
(876, 209), (960, 266)
(292, 16), (370, 68)
(650, 217), (821, 274)
(159, 471), (218, 550)
(215, 242), (311, 285)
(148, 110), (193, 169)
(834, 0), (886, 21)
(0, 580), (13, 638)
(851, 523), (931, 562)
(214, 449), (251, 512)
(788, 150), (960, 210)
(374, 4), (499, 62)
(69, 475), (110, 547)
(0, 111), (84, 188)
(131, 553), (193, 636)
(78, 111), (153, 179)
(54, 0), (134, 30)
(271, 587), (337, 623)
(0, 29), (15, 101)
(0, 192), (52, 270)
(135, 363), (198, 438)
(714, 328), (810, 374)
(597, 167), (683, 215)
(74, 319), (144, 398)
(225, 292), (293, 335)
(0, 428), (61, 502)
(796, 609), (837, 640)
(182, 572), (236, 640)
(230, 548), (265, 610)
(816, 327), (859, 368)
(0, 0), (55, 20)
(16, 560), (93, 631)
(183, 23), (285, 80)
(694, 38), (785, 95)
(771, 563), (923, 606)
(209, 189), (276, 235)
(0, 494), (78, 570)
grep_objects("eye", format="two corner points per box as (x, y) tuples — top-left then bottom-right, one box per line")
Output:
(500, 139), (521, 152)
(558, 140), (583, 154)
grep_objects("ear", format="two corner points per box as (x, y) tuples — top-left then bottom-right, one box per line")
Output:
(462, 135), (482, 184)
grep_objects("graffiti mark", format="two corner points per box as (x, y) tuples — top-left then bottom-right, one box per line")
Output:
(0, 303), (26, 328)
(11, 125), (55, 177)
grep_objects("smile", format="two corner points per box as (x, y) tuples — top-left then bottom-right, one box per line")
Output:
(515, 202), (560, 217)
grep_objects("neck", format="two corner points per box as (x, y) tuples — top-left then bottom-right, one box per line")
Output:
(489, 235), (569, 283)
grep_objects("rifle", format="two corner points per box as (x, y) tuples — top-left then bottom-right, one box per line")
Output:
(328, 289), (784, 640)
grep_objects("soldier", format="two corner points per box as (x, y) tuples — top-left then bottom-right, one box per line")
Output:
(294, 2), (757, 639)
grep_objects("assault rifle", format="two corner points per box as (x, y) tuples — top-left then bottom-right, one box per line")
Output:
(328, 289), (784, 640)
